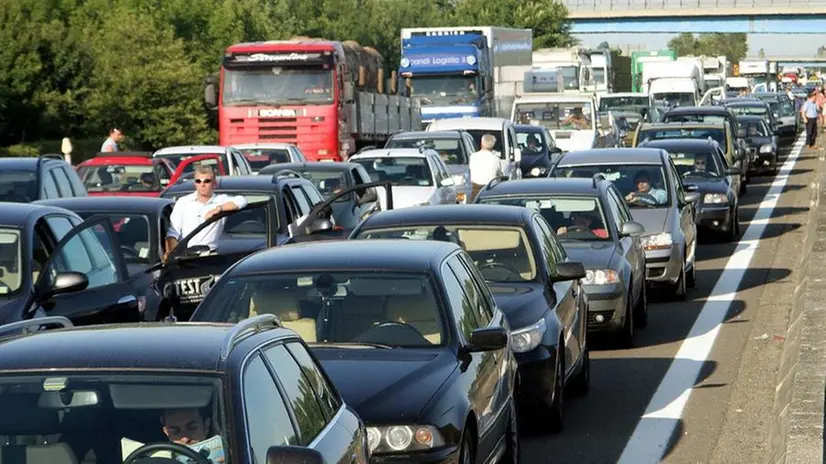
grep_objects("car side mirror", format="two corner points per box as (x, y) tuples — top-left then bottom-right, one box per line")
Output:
(465, 326), (508, 353)
(343, 82), (355, 102)
(684, 192), (701, 203)
(183, 245), (211, 257)
(554, 261), (587, 282)
(513, 148), (522, 163)
(306, 217), (334, 235)
(357, 188), (378, 205)
(440, 177), (455, 187)
(726, 167), (742, 175)
(620, 221), (645, 237)
(266, 446), (325, 464)
(40, 272), (89, 301)
(203, 75), (218, 110)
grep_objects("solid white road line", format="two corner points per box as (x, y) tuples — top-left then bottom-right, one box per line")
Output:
(617, 134), (807, 463)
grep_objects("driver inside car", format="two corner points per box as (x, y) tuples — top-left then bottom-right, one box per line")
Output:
(625, 170), (667, 204)
(121, 407), (224, 462)
(692, 155), (708, 173)
(556, 211), (608, 239)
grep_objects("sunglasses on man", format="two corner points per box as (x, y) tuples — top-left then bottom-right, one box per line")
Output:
(194, 178), (213, 184)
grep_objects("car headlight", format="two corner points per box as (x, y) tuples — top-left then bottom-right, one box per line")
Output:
(509, 317), (547, 353)
(641, 232), (673, 250)
(581, 269), (619, 285)
(367, 425), (445, 454)
(703, 193), (728, 204)
(529, 167), (546, 177)
(760, 144), (774, 154)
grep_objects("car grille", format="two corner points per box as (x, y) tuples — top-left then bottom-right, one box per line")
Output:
(588, 310), (615, 326)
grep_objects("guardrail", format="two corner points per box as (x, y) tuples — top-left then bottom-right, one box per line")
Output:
(562, 0), (826, 11)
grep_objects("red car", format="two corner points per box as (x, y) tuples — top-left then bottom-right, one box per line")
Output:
(75, 152), (227, 197)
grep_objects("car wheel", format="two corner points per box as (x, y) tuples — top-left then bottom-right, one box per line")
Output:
(569, 346), (590, 396)
(619, 293), (635, 348)
(458, 428), (475, 464)
(547, 354), (565, 433)
(500, 401), (520, 463)
(672, 263), (687, 301)
(634, 278), (648, 329)
(740, 177), (747, 194)
(728, 208), (740, 242)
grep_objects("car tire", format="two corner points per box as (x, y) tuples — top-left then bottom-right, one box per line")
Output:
(740, 178), (747, 194)
(619, 294), (635, 348)
(547, 354), (565, 434)
(500, 401), (520, 463)
(672, 263), (688, 301)
(634, 278), (648, 329)
(728, 208), (740, 243)
(458, 427), (475, 464)
(569, 346), (590, 396)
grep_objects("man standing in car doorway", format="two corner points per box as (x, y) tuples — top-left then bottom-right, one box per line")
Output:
(468, 134), (503, 202)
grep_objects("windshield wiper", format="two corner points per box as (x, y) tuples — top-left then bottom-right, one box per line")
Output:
(317, 341), (393, 349)
(627, 201), (660, 208)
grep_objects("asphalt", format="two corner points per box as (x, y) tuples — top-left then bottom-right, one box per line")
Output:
(520, 136), (818, 464)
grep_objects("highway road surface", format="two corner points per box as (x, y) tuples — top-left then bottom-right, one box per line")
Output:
(523, 133), (816, 463)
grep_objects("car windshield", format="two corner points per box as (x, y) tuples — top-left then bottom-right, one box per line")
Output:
(638, 128), (726, 148)
(196, 271), (446, 347)
(0, 171), (38, 203)
(0, 229), (22, 294)
(739, 120), (769, 137)
(0, 372), (228, 463)
(668, 150), (724, 178)
(514, 102), (594, 130)
(553, 163), (670, 207)
(352, 157), (433, 187)
(477, 196), (611, 242)
(516, 131), (549, 156)
(165, 191), (274, 238)
(598, 96), (649, 112)
(238, 149), (291, 172)
(386, 138), (468, 165)
(728, 105), (768, 117)
(663, 114), (727, 125)
(355, 226), (538, 282)
(77, 164), (160, 193)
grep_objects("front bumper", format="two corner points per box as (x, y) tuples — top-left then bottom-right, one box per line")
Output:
(582, 284), (625, 332)
(749, 152), (777, 173)
(696, 205), (733, 232)
(514, 345), (556, 405)
(371, 445), (459, 464)
(644, 243), (682, 284)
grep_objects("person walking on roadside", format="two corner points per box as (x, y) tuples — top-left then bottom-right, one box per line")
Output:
(802, 92), (820, 149)
(469, 134), (503, 202)
(100, 128), (124, 152)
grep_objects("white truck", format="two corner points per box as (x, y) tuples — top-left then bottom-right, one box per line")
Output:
(739, 60), (774, 91)
(531, 48), (591, 93)
(699, 56), (728, 90)
(642, 60), (704, 107)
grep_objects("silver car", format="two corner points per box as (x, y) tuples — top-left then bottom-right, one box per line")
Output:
(550, 147), (700, 300)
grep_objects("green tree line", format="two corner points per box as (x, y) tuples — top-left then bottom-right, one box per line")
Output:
(667, 33), (748, 64)
(0, 0), (573, 154)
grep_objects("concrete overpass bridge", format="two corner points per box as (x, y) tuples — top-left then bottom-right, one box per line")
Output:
(564, 0), (826, 33)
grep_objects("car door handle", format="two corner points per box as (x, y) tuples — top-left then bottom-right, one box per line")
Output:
(117, 295), (137, 305)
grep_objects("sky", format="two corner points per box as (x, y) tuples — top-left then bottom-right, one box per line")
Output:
(574, 33), (826, 58)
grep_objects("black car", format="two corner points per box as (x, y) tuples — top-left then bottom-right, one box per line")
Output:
(723, 99), (778, 135)
(514, 124), (563, 178)
(258, 162), (383, 236)
(751, 92), (798, 136)
(474, 176), (648, 346)
(660, 106), (749, 167)
(0, 316), (368, 464)
(737, 115), (779, 176)
(191, 240), (519, 463)
(0, 203), (152, 326)
(638, 139), (743, 241)
(0, 156), (87, 203)
(349, 204), (589, 429)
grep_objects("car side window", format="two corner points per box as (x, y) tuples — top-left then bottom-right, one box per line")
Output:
(531, 217), (559, 276)
(717, 147), (730, 169)
(356, 165), (373, 183)
(289, 185), (313, 215)
(601, 192), (624, 229)
(63, 167), (85, 196)
(608, 186), (634, 223)
(350, 168), (364, 184)
(666, 158), (685, 198)
(243, 353), (298, 462)
(449, 255), (492, 327)
(281, 187), (300, 223)
(264, 344), (328, 446)
(51, 169), (73, 197)
(48, 222), (118, 289)
(506, 127), (516, 157)
(293, 147), (308, 163)
(45, 216), (74, 243)
(441, 259), (478, 342)
(41, 171), (59, 199)
(544, 129), (557, 149)
(285, 342), (342, 419)
(299, 184), (324, 206)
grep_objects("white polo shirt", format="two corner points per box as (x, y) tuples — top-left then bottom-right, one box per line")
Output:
(469, 149), (504, 185)
(167, 192), (248, 250)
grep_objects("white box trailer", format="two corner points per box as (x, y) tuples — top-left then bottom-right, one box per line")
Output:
(643, 60), (704, 107)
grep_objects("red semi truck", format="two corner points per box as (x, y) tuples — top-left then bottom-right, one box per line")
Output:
(205, 38), (422, 161)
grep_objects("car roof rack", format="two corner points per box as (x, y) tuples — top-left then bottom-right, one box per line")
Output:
(270, 169), (304, 183)
(221, 314), (282, 360)
(592, 173), (606, 187)
(0, 316), (73, 340)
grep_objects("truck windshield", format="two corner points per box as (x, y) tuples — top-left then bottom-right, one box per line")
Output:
(514, 102), (594, 130)
(599, 96), (649, 112)
(652, 93), (695, 108)
(222, 67), (333, 105)
(409, 75), (477, 106)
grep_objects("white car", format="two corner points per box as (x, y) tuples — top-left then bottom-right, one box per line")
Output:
(349, 148), (458, 209)
(229, 142), (309, 174)
(152, 145), (253, 177)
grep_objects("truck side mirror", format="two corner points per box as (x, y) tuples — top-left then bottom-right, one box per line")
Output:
(343, 82), (355, 102)
(484, 76), (493, 93)
(204, 75), (218, 110)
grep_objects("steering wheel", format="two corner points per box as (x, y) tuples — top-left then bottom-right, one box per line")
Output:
(478, 262), (522, 280)
(629, 192), (657, 205)
(566, 225), (592, 233)
(683, 170), (716, 178)
(123, 442), (210, 464)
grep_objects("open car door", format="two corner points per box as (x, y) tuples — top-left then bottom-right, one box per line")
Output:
(699, 86), (725, 106)
(27, 216), (139, 325)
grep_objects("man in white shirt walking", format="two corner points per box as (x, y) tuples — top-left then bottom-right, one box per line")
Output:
(164, 165), (248, 260)
(469, 134), (503, 201)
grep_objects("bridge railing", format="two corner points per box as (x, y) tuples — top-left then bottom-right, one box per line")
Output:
(563, 0), (826, 11)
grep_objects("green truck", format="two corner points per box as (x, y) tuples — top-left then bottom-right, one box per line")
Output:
(631, 49), (676, 93)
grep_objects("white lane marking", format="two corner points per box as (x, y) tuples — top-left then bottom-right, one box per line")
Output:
(617, 134), (807, 463)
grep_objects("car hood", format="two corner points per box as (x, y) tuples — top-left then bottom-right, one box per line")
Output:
(487, 282), (552, 329)
(392, 186), (437, 208)
(312, 347), (456, 424)
(628, 207), (670, 235)
(744, 136), (772, 146)
(682, 176), (729, 194)
(560, 241), (617, 270)
(550, 129), (595, 152)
